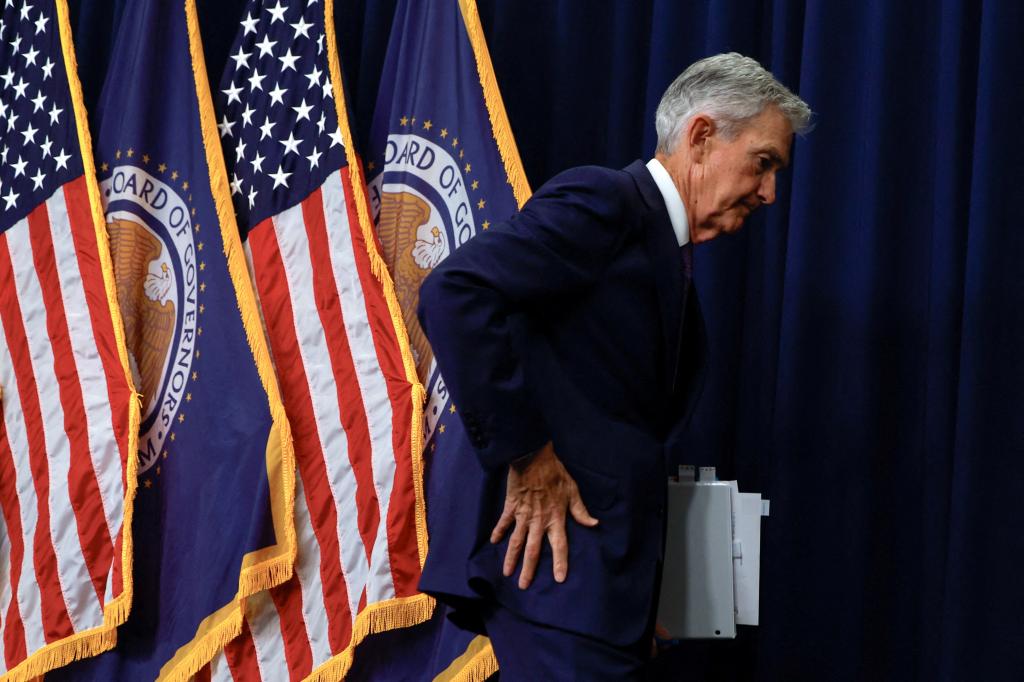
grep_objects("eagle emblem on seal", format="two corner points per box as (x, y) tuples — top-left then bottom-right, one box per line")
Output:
(107, 218), (177, 412)
(376, 191), (447, 382)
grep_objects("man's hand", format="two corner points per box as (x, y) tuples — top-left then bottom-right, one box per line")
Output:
(489, 441), (598, 589)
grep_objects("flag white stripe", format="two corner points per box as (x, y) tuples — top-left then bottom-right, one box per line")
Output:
(208, 652), (235, 682)
(45, 190), (123, 547)
(294, 474), (332, 668)
(5, 227), (103, 632)
(271, 202), (367, 619)
(320, 172), (397, 603)
(0, 486), (12, 674)
(247, 591), (289, 681)
(0, 251), (48, 653)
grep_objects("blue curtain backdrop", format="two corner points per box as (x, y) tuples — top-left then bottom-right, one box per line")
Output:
(67, 1), (1024, 680)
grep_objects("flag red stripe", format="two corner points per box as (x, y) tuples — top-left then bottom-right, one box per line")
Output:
(62, 176), (132, 598)
(26, 205), (112, 606)
(0, 232), (74, 642)
(247, 220), (353, 652)
(269, 577), (312, 680)
(301, 187), (382, 562)
(193, 662), (212, 682)
(0, 416), (28, 668)
(341, 167), (421, 594)
(223, 617), (261, 682)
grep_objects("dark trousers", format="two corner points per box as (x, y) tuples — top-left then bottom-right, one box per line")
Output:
(481, 601), (653, 681)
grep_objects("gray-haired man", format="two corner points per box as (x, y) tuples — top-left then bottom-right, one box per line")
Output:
(417, 53), (811, 679)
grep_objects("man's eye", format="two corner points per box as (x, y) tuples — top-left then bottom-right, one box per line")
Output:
(757, 157), (772, 172)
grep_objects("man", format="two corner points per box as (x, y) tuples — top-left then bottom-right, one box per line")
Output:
(418, 53), (811, 679)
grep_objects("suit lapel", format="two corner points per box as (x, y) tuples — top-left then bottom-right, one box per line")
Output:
(624, 161), (686, 395)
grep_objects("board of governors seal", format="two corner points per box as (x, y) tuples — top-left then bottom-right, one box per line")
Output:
(102, 164), (198, 474)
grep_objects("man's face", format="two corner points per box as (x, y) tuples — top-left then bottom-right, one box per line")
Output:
(666, 106), (794, 242)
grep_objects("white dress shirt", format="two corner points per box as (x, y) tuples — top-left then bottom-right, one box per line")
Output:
(645, 158), (690, 247)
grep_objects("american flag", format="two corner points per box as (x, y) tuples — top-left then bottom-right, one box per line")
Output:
(0, 0), (136, 679)
(197, 1), (429, 679)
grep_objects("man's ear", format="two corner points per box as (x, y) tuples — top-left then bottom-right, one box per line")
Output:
(686, 115), (714, 162)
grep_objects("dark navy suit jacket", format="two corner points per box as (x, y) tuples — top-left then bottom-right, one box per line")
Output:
(417, 160), (707, 647)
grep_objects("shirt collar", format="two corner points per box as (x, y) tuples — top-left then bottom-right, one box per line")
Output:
(645, 158), (690, 247)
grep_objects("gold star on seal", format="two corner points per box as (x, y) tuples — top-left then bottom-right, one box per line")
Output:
(400, 116), (409, 126)
(482, 220), (491, 230)
(471, 180), (479, 190)
(115, 150), (121, 159)
(464, 163), (471, 173)
(439, 424), (446, 433)
(440, 128), (448, 138)
(449, 404), (456, 414)
(126, 148), (134, 158)
(368, 161), (376, 171)
(199, 261), (206, 271)
(186, 392), (192, 402)
(423, 120), (433, 130)
(142, 154), (150, 164)
(171, 170), (179, 180)
(158, 163), (167, 173)
(144, 479), (152, 488)
(477, 199), (486, 210)
(452, 137), (459, 147)
(200, 282), (206, 292)
(100, 162), (109, 172)
(197, 242), (204, 252)
(170, 432), (176, 442)
(178, 413), (185, 423)
(192, 371), (198, 380)
(198, 327), (204, 336)
(182, 181), (189, 191)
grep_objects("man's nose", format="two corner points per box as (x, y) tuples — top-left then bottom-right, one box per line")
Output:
(757, 172), (777, 205)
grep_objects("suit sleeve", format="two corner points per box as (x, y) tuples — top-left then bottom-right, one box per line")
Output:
(418, 166), (638, 471)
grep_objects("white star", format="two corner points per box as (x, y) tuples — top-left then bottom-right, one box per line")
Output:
(321, 78), (333, 100)
(218, 117), (236, 138)
(11, 33), (20, 54)
(0, 99), (6, 120)
(292, 98), (313, 121)
(229, 46), (251, 72)
(259, 117), (274, 140)
(230, 172), (243, 196)
(235, 138), (247, 160)
(13, 77), (28, 99)
(54, 148), (71, 170)
(268, 84), (287, 106)
(318, 34), (325, 55)
(254, 35), (277, 58)
(251, 151), (265, 173)
(328, 127), (343, 148)
(41, 57), (53, 80)
(2, 188), (17, 210)
(31, 90), (45, 112)
(240, 103), (256, 126)
(20, 122), (37, 145)
(278, 48), (299, 72)
(269, 165), (292, 189)
(266, 1), (287, 24)
(40, 135), (51, 158)
(247, 68), (266, 92)
(11, 155), (27, 177)
(241, 12), (258, 35)
(34, 11), (48, 35)
(316, 111), (326, 134)
(306, 146), (322, 169)
(22, 45), (39, 66)
(222, 81), (243, 104)
(291, 17), (313, 39)
(280, 132), (301, 157)
(0, 144), (7, 163)
(304, 65), (322, 89)
(1, 67), (14, 88)
(6, 112), (17, 131)
(247, 186), (258, 208)
(19, 2), (31, 21)
(30, 168), (44, 190)
(48, 103), (61, 125)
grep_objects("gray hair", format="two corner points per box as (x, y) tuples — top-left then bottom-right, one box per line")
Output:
(655, 52), (812, 154)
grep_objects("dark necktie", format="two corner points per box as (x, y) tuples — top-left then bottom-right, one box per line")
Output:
(680, 242), (693, 281)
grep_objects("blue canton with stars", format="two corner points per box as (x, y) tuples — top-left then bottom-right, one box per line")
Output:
(216, 0), (346, 235)
(0, 0), (81, 232)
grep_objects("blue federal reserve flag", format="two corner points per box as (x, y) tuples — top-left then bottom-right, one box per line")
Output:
(363, 0), (530, 678)
(49, 1), (295, 680)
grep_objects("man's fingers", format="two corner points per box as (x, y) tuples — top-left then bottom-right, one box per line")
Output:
(547, 517), (568, 583)
(490, 508), (515, 544)
(518, 519), (544, 589)
(568, 488), (599, 527)
(502, 518), (527, 577)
